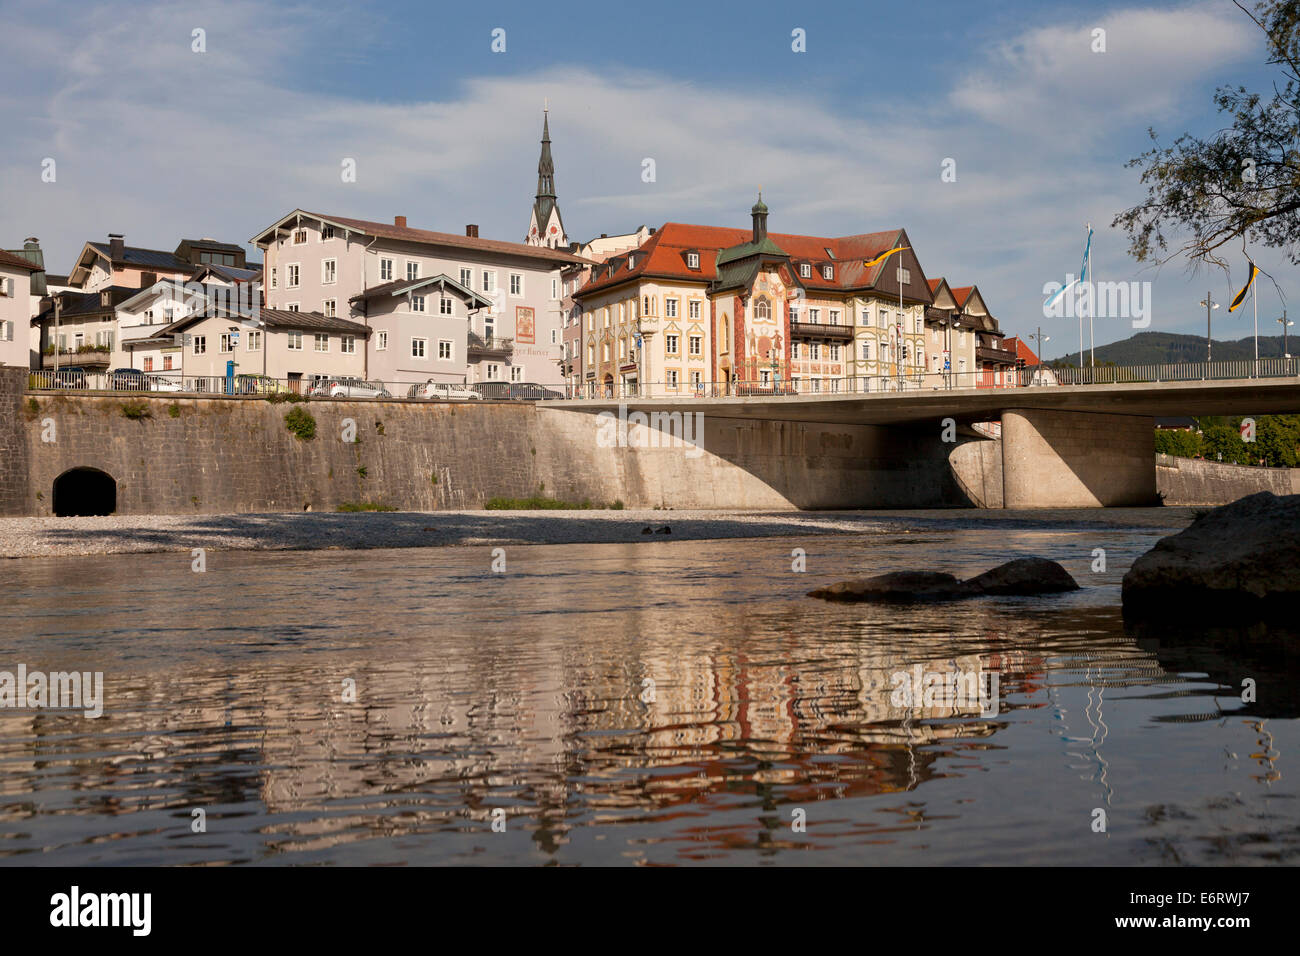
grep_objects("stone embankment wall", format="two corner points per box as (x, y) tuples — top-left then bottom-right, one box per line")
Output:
(1155, 452), (1300, 505)
(2, 368), (991, 515)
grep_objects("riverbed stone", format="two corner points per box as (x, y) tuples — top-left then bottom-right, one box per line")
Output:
(1122, 491), (1300, 619)
(965, 557), (1080, 595)
(808, 557), (1079, 603)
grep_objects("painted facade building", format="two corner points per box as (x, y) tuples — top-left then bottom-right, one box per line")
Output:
(573, 198), (934, 397)
(560, 226), (653, 393)
(251, 210), (584, 388)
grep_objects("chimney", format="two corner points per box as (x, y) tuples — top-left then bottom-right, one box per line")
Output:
(601, 233), (608, 238)
(394, 216), (407, 229)
(466, 224), (479, 238)
(108, 233), (125, 260)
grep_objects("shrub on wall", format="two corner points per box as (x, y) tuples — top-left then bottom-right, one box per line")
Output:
(121, 401), (150, 420)
(284, 406), (316, 441)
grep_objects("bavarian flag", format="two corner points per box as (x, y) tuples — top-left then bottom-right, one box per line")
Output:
(863, 246), (909, 268)
(1228, 260), (1259, 312)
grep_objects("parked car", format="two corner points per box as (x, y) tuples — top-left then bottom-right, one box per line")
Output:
(236, 374), (290, 396)
(108, 368), (147, 390)
(509, 382), (565, 401)
(49, 367), (88, 389)
(408, 380), (482, 401)
(469, 382), (511, 400)
(146, 375), (183, 393)
(312, 377), (391, 399)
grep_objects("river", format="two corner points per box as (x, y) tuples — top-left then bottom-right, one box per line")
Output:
(2, 508), (1297, 865)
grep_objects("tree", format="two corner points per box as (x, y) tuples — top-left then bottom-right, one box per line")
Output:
(1114, 2), (1300, 272)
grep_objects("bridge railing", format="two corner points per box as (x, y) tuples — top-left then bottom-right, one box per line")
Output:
(1042, 358), (1300, 385)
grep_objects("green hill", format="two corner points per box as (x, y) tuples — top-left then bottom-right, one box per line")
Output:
(1047, 331), (1291, 366)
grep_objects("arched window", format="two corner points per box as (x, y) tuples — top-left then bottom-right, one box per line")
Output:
(754, 297), (771, 320)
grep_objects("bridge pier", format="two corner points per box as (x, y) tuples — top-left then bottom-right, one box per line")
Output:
(1002, 408), (1157, 508)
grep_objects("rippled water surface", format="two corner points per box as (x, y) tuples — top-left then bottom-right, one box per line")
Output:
(3, 509), (1298, 865)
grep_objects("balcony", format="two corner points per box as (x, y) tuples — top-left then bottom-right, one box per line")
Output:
(977, 345), (1017, 365)
(467, 332), (513, 357)
(790, 320), (854, 341)
(42, 346), (111, 369)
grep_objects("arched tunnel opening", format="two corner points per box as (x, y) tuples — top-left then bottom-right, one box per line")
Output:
(53, 468), (117, 517)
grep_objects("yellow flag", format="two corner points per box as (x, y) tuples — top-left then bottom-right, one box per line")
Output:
(1228, 261), (1259, 312)
(863, 246), (909, 269)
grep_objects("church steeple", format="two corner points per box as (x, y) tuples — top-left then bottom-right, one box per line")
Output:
(527, 106), (567, 248)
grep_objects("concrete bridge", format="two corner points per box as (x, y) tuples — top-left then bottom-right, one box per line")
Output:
(549, 375), (1300, 508)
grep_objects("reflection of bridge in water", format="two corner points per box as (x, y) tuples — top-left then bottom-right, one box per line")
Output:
(547, 363), (1300, 508)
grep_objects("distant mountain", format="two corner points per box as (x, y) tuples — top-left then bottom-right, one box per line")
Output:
(1046, 331), (1294, 366)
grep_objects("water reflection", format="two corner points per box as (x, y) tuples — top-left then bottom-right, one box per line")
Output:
(2, 519), (1298, 865)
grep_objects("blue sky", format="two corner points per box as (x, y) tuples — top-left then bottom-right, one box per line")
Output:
(0, 0), (1289, 356)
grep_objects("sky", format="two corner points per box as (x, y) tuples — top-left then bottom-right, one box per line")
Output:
(0, 0), (1291, 358)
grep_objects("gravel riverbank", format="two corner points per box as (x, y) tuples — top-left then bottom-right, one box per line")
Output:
(0, 510), (925, 559)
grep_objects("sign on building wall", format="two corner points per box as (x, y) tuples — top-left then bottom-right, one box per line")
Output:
(516, 306), (535, 344)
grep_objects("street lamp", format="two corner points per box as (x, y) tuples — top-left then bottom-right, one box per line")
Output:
(1029, 328), (1050, 386)
(1277, 311), (1293, 364)
(1200, 294), (1219, 363)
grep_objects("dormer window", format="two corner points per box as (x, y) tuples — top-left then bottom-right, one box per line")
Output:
(822, 265), (833, 280)
(686, 251), (700, 269)
(100, 291), (110, 307)
(293, 229), (307, 244)
(824, 247), (836, 259)
(799, 263), (811, 279)
(321, 225), (335, 241)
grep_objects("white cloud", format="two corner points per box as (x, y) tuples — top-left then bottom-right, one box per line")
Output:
(0, 0), (1285, 348)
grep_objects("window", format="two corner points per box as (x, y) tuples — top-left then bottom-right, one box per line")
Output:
(411, 337), (427, 359)
(293, 229), (307, 244)
(809, 308), (820, 323)
(603, 308), (610, 328)
(551, 278), (558, 299)
(286, 264), (300, 288)
(323, 299), (337, 317)
(897, 266), (911, 285)
(193, 335), (206, 355)
(219, 333), (233, 353)
(822, 265), (834, 280)
(760, 369), (771, 387)
(602, 343), (610, 362)
(247, 331), (261, 351)
(877, 309), (887, 329)
(800, 263), (811, 278)
(689, 300), (700, 320)
(511, 366), (523, 382)
(666, 369), (678, 388)
(440, 297), (453, 315)
(792, 342), (800, 359)
(665, 333), (678, 354)
(619, 338), (627, 359)
(321, 225), (335, 241)
(665, 298), (678, 318)
(407, 262), (420, 281)
(510, 274), (523, 296)
(550, 329), (557, 344)
(790, 302), (800, 321)
(754, 298), (770, 320)
(411, 295), (426, 313)
(271, 268), (277, 289)
(438, 340), (453, 360)
(830, 309), (840, 326)
(642, 295), (653, 315)
(286, 303), (300, 312)
(588, 344), (595, 366)
(376, 331), (388, 350)
(460, 267), (472, 287)
(314, 334), (329, 352)
(830, 344), (840, 361)
(143, 357), (153, 372)
(164, 355), (173, 370)
(486, 363), (500, 380)
(811, 343), (821, 360)
(687, 252), (700, 269)
(322, 259), (337, 284)
(915, 316), (923, 334)
(341, 336), (356, 354)
(380, 258), (393, 281)
(287, 331), (303, 350)
(861, 342), (870, 360)
(691, 370), (702, 387)
(689, 335), (701, 356)
(482, 271), (496, 293)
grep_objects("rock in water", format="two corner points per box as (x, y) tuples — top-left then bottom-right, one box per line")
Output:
(965, 557), (1080, 595)
(808, 571), (969, 603)
(808, 558), (1078, 603)
(1123, 491), (1300, 619)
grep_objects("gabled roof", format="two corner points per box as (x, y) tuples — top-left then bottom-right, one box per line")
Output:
(1004, 336), (1040, 365)
(0, 248), (43, 273)
(350, 273), (493, 309)
(34, 286), (139, 321)
(195, 263), (260, 283)
(575, 222), (931, 303)
(250, 209), (590, 265)
(87, 242), (194, 271)
(159, 306), (370, 336)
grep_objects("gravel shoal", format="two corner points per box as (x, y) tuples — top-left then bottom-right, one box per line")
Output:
(0, 510), (923, 559)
